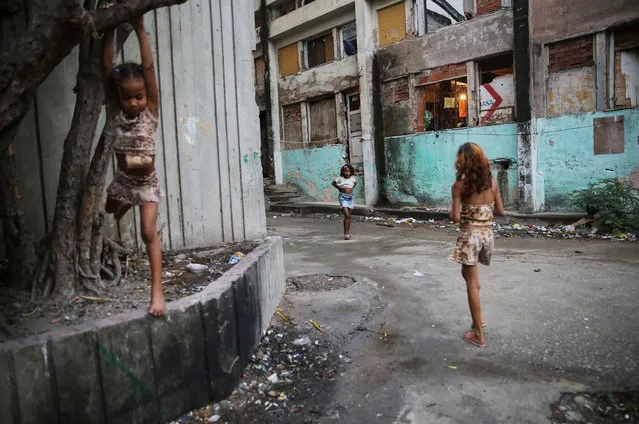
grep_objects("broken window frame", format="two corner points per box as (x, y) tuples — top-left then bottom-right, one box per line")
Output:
(420, 77), (469, 132)
(610, 24), (639, 110)
(304, 32), (335, 70)
(477, 53), (515, 126)
(340, 21), (358, 57)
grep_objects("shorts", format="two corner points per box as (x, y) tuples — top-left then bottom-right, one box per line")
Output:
(339, 193), (354, 209)
(449, 228), (494, 266)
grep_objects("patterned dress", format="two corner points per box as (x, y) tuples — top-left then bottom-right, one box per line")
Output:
(107, 108), (162, 205)
(449, 204), (494, 266)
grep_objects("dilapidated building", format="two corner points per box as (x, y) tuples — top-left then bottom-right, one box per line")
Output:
(254, 0), (639, 212)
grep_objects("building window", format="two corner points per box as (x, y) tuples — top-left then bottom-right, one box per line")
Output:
(421, 0), (465, 34)
(309, 98), (338, 146)
(281, 103), (303, 150)
(613, 25), (639, 109)
(378, 2), (407, 48)
(278, 43), (299, 78)
(423, 78), (468, 131)
(305, 33), (335, 69)
(299, 0), (315, 5)
(277, 0), (297, 16)
(341, 22), (358, 56)
(478, 54), (514, 125)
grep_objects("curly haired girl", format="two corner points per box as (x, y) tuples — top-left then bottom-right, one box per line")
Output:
(449, 142), (504, 347)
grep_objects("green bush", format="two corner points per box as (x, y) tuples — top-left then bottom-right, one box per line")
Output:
(572, 178), (639, 233)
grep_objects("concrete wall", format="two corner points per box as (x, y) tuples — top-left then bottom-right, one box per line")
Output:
(0, 236), (285, 424)
(530, 0), (639, 44)
(1, 0), (266, 260)
(282, 144), (366, 204)
(376, 9), (513, 81)
(279, 55), (359, 104)
(383, 124), (519, 206)
(537, 109), (639, 210)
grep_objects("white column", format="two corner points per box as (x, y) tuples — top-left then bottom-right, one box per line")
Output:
(356, 0), (378, 205)
(267, 40), (283, 184)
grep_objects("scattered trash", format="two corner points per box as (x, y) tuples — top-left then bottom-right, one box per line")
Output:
(293, 337), (311, 346)
(309, 319), (327, 334)
(572, 218), (593, 227)
(534, 269), (541, 272)
(207, 415), (220, 423)
(228, 252), (246, 265)
(276, 309), (290, 323)
(413, 270), (425, 278)
(376, 223), (395, 227)
(446, 365), (458, 370)
(574, 250), (584, 254)
(187, 263), (209, 274)
(267, 373), (279, 384)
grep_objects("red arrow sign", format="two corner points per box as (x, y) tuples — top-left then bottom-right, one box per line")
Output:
(481, 84), (503, 122)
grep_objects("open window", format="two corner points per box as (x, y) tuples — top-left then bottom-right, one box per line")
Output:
(305, 32), (335, 69)
(613, 25), (639, 109)
(478, 54), (515, 125)
(341, 22), (358, 57)
(277, 0), (297, 16)
(423, 77), (468, 131)
(422, 0), (466, 34)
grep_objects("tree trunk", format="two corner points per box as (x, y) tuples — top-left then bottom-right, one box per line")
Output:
(48, 35), (104, 300)
(0, 135), (38, 291)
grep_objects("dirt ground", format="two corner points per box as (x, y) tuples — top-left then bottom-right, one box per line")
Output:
(0, 241), (256, 342)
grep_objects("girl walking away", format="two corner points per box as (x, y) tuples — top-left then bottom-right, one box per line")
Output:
(449, 143), (504, 347)
(332, 164), (357, 240)
(102, 6), (165, 316)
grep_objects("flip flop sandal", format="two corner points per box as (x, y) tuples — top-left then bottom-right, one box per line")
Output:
(463, 331), (485, 347)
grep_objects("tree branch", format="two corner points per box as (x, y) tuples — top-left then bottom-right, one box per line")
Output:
(0, 0), (188, 151)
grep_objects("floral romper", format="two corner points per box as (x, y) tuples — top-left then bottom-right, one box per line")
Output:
(449, 204), (494, 266)
(107, 108), (161, 205)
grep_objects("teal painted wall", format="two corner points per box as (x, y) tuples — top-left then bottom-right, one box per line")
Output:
(537, 109), (639, 210)
(282, 144), (366, 204)
(383, 124), (519, 206)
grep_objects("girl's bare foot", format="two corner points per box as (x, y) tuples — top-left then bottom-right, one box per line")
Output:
(148, 293), (166, 316)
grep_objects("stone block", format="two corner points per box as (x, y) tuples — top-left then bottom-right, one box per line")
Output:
(256, 237), (285, 334)
(0, 350), (18, 424)
(96, 313), (159, 424)
(233, 261), (262, 368)
(201, 283), (241, 401)
(150, 301), (209, 421)
(12, 339), (56, 423)
(52, 330), (104, 423)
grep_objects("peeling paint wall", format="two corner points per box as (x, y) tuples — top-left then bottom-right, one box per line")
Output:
(278, 55), (359, 104)
(282, 144), (366, 203)
(546, 68), (596, 117)
(536, 109), (639, 210)
(383, 124), (519, 206)
(377, 2), (407, 48)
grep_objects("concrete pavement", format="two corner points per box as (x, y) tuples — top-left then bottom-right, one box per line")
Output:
(267, 215), (639, 424)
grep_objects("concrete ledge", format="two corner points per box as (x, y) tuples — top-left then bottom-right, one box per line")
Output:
(0, 236), (286, 424)
(269, 201), (586, 224)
